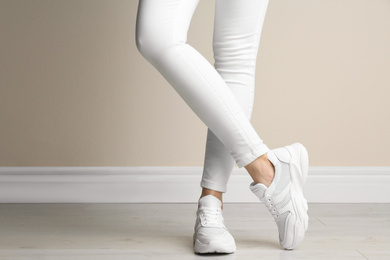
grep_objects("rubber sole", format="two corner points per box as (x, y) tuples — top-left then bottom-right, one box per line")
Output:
(282, 143), (309, 249)
(194, 238), (236, 254)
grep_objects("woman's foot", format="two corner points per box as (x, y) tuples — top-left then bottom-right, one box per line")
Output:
(193, 195), (236, 254)
(245, 153), (275, 187)
(249, 143), (309, 250)
(200, 188), (223, 208)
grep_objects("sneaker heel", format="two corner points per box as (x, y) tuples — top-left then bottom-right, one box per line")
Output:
(299, 143), (309, 185)
(292, 143), (309, 185)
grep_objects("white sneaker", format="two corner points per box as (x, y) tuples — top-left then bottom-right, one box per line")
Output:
(193, 195), (236, 254)
(250, 143), (309, 250)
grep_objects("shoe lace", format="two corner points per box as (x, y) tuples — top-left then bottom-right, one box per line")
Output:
(264, 192), (280, 218)
(199, 207), (223, 227)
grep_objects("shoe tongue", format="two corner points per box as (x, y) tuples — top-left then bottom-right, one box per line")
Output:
(198, 195), (222, 208)
(249, 182), (268, 200)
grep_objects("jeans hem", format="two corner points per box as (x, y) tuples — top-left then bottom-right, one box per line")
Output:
(236, 144), (270, 168)
(200, 179), (227, 193)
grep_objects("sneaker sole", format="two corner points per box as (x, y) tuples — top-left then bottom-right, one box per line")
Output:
(193, 235), (236, 254)
(194, 240), (236, 254)
(283, 142), (309, 250)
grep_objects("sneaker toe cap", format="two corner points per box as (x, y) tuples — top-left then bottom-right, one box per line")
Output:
(196, 228), (235, 245)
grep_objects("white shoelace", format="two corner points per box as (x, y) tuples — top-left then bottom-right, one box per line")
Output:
(199, 207), (224, 227)
(263, 192), (280, 218)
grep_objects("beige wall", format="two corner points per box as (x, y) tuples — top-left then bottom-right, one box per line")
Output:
(1, 0), (389, 167)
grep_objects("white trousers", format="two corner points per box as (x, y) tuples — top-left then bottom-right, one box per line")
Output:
(136, 0), (270, 192)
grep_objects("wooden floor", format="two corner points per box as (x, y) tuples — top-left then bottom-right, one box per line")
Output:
(0, 203), (389, 259)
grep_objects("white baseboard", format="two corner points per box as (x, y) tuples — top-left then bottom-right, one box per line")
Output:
(0, 166), (389, 203)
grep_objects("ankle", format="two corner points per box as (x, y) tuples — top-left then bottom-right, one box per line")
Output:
(245, 153), (275, 187)
(200, 188), (223, 209)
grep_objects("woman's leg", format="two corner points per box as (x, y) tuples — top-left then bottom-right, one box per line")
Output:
(201, 0), (270, 195)
(136, 0), (269, 169)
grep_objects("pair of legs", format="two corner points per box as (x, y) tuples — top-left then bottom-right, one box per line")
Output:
(135, 0), (274, 199)
(136, 0), (310, 252)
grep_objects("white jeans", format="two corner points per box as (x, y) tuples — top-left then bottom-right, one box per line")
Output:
(136, 0), (270, 192)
